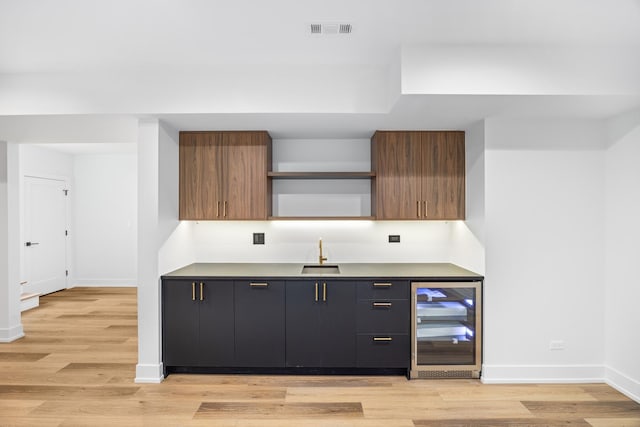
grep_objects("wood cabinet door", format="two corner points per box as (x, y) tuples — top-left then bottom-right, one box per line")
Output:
(286, 280), (356, 367)
(422, 131), (465, 220)
(162, 281), (200, 366)
(234, 280), (285, 367)
(374, 131), (422, 219)
(198, 280), (235, 367)
(222, 131), (269, 220)
(179, 132), (224, 220)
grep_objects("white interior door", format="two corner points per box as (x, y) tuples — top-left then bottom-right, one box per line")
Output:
(23, 176), (68, 296)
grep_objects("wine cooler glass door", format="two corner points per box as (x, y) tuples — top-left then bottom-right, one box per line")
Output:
(411, 282), (482, 378)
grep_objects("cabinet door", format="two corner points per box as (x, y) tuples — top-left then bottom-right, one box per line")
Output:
(373, 131), (422, 219)
(286, 280), (356, 367)
(162, 280), (199, 366)
(198, 280), (235, 366)
(234, 280), (285, 367)
(222, 131), (270, 220)
(179, 132), (224, 220)
(422, 131), (465, 220)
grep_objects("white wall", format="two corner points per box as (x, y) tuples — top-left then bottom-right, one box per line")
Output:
(604, 110), (640, 400)
(482, 118), (606, 382)
(449, 120), (485, 275)
(136, 119), (186, 383)
(0, 142), (23, 342)
(73, 154), (137, 286)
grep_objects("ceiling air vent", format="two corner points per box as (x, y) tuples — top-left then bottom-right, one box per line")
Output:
(339, 24), (352, 34)
(309, 23), (353, 35)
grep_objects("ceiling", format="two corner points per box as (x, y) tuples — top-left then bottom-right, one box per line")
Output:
(2, 0), (640, 73)
(1, 0), (640, 148)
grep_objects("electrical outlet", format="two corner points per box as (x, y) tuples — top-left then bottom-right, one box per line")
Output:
(253, 233), (265, 245)
(549, 340), (565, 350)
(388, 235), (400, 243)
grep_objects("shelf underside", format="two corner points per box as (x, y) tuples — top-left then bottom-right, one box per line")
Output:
(268, 172), (375, 179)
(268, 216), (375, 221)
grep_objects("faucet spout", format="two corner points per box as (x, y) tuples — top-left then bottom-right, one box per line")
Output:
(318, 238), (328, 265)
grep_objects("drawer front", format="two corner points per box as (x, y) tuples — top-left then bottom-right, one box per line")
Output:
(356, 299), (409, 333)
(356, 334), (410, 368)
(357, 280), (409, 300)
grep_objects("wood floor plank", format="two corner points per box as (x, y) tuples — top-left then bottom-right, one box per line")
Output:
(232, 420), (415, 427)
(523, 401), (640, 418)
(581, 384), (637, 402)
(0, 399), (46, 416)
(285, 386), (440, 403)
(0, 384), (140, 400)
(29, 399), (201, 418)
(134, 384), (287, 401)
(437, 384), (598, 402)
(585, 418), (640, 426)
(195, 402), (364, 419)
(0, 352), (49, 362)
(413, 419), (591, 426)
(0, 417), (64, 427)
(362, 400), (533, 420)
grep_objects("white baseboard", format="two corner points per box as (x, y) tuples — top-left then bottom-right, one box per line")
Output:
(71, 279), (137, 287)
(20, 293), (40, 311)
(481, 364), (605, 384)
(605, 366), (640, 403)
(0, 324), (25, 343)
(135, 363), (164, 383)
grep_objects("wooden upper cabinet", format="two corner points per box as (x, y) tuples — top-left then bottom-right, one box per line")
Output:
(179, 131), (271, 220)
(373, 131), (465, 220)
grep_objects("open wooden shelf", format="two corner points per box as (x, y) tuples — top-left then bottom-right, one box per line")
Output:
(268, 216), (376, 221)
(268, 171), (375, 179)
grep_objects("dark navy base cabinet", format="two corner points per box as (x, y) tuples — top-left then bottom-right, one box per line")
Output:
(162, 277), (413, 375)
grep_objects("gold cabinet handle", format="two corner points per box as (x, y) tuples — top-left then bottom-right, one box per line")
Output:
(200, 282), (204, 301)
(322, 282), (327, 302)
(373, 283), (392, 288)
(249, 282), (269, 288)
(216, 201), (220, 218)
(373, 302), (392, 308)
(417, 200), (421, 218)
(424, 200), (427, 218)
(315, 282), (318, 302)
(223, 201), (227, 218)
(191, 282), (196, 301)
(373, 337), (393, 342)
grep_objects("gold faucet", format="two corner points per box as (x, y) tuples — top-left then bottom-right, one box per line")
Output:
(318, 238), (328, 265)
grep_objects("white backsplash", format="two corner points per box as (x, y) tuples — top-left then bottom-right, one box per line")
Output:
(178, 220), (482, 270)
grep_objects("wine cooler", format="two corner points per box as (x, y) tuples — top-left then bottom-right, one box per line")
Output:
(410, 281), (482, 379)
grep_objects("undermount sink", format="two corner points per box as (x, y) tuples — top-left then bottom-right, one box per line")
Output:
(301, 264), (340, 274)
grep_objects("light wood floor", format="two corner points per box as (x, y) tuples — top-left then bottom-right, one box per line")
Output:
(1, 287), (639, 426)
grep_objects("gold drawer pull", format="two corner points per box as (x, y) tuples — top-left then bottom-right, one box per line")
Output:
(373, 283), (392, 288)
(191, 282), (196, 301)
(200, 282), (204, 301)
(249, 282), (269, 288)
(373, 337), (393, 342)
(373, 302), (392, 308)
(315, 282), (318, 301)
(323, 282), (327, 302)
